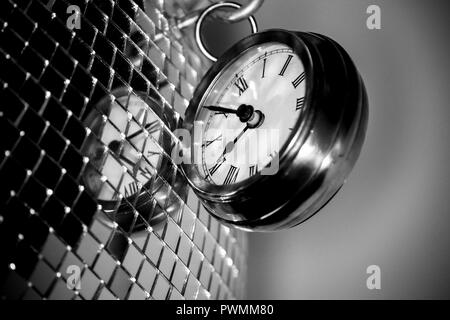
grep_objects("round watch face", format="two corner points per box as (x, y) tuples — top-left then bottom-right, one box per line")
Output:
(198, 42), (306, 185)
(82, 91), (164, 206)
(182, 29), (368, 230)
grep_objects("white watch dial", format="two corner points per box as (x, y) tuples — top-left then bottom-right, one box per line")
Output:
(198, 42), (306, 185)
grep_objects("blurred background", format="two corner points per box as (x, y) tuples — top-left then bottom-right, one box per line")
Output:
(228, 0), (450, 299)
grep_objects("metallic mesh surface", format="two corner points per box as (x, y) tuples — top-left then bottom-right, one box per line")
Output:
(0, 0), (247, 300)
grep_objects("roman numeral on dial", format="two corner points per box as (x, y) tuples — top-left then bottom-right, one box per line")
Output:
(279, 55), (293, 76)
(139, 166), (154, 181)
(261, 56), (267, 78)
(145, 120), (160, 134)
(296, 97), (305, 110)
(135, 108), (146, 125)
(224, 166), (239, 184)
(203, 135), (222, 148)
(292, 72), (305, 88)
(209, 157), (226, 176)
(249, 165), (258, 177)
(124, 181), (139, 198)
(234, 76), (248, 96)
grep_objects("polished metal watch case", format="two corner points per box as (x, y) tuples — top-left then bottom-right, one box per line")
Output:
(182, 29), (368, 231)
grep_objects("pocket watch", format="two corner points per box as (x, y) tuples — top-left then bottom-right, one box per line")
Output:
(81, 88), (172, 229)
(181, 29), (368, 231)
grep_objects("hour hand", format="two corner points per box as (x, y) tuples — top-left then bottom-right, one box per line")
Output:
(220, 125), (249, 157)
(126, 120), (160, 140)
(204, 105), (237, 114)
(208, 125), (248, 176)
(205, 104), (255, 123)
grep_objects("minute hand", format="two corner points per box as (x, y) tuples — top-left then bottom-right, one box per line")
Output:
(205, 104), (255, 123)
(209, 125), (249, 175)
(127, 120), (160, 140)
(204, 105), (238, 114)
(222, 125), (249, 157)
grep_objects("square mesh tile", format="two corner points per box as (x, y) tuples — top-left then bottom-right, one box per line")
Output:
(0, 0), (247, 301)
(137, 259), (157, 292)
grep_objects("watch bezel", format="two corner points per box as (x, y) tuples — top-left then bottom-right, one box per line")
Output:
(182, 29), (316, 201)
(181, 29), (368, 230)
